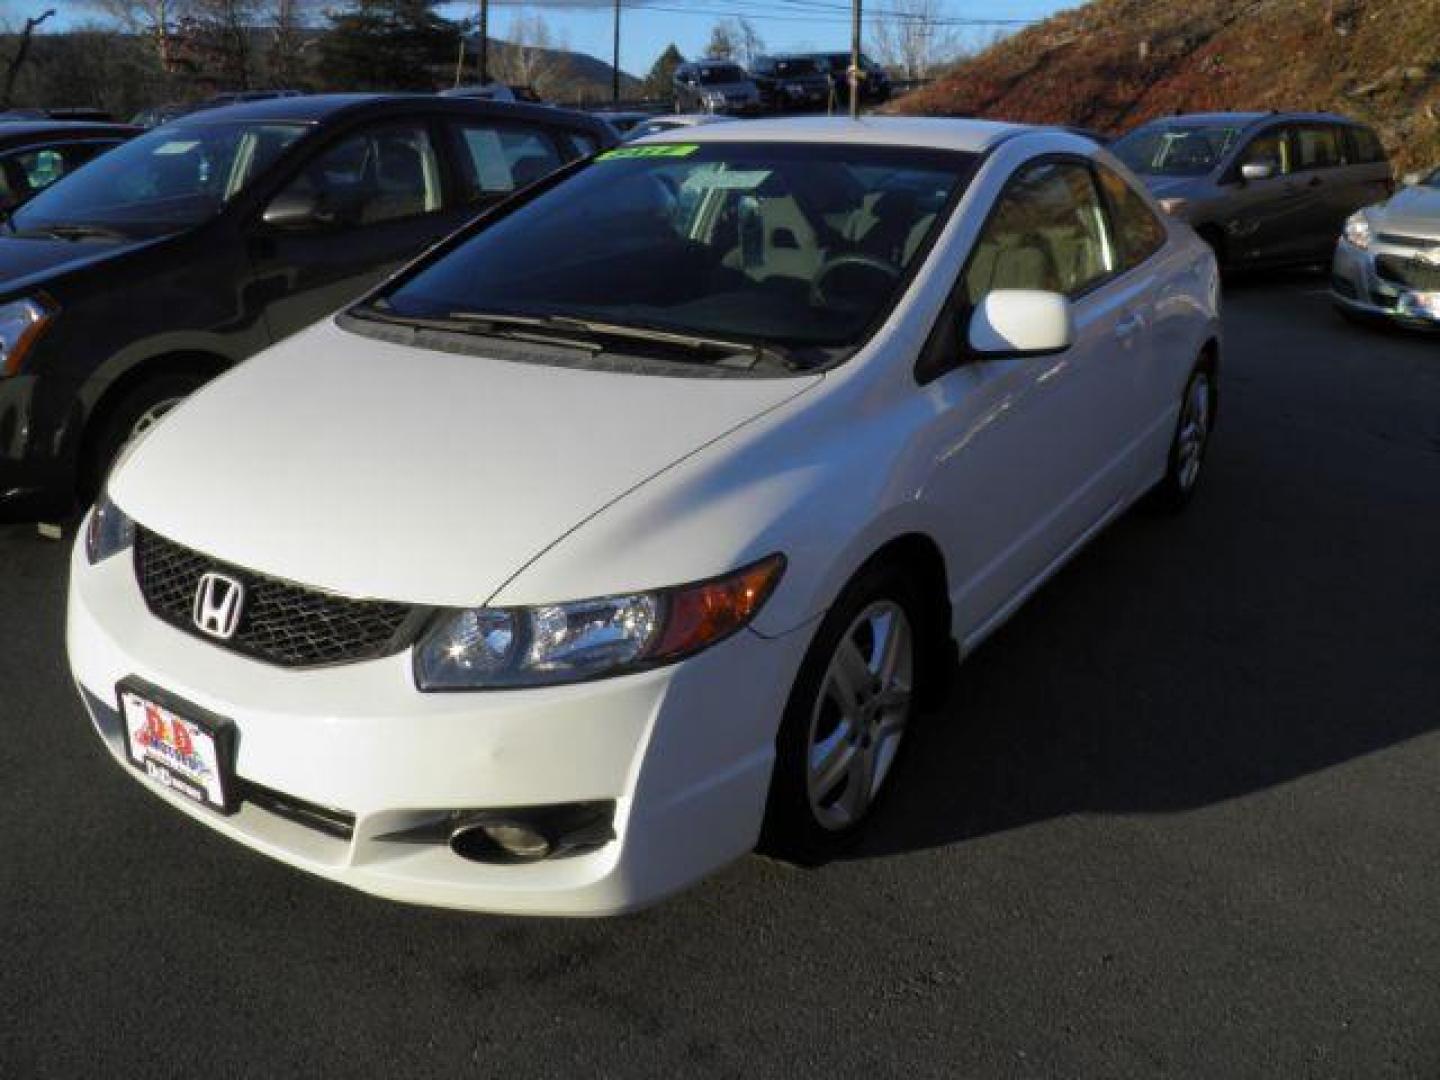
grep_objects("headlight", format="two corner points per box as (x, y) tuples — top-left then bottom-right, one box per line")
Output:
(1157, 197), (1190, 216)
(0, 296), (55, 377)
(415, 554), (785, 690)
(85, 489), (135, 565)
(1343, 211), (1372, 250)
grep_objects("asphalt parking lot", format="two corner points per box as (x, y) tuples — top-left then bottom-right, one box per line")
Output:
(1, 274), (1437, 1078)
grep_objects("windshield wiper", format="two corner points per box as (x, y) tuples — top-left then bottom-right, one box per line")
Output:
(446, 310), (790, 372)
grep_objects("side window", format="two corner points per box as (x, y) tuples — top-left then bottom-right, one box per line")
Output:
(270, 122), (443, 228)
(450, 122), (562, 200)
(1237, 129), (1290, 176)
(1347, 126), (1386, 165)
(1097, 164), (1167, 269)
(963, 160), (1116, 305)
(1293, 125), (1343, 171)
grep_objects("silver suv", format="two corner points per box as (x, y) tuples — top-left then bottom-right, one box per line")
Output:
(1112, 112), (1392, 270)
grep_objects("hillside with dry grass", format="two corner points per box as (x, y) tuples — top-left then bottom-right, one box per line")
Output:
(892, 0), (1440, 171)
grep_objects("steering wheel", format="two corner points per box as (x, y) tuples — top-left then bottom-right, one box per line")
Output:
(810, 252), (902, 307)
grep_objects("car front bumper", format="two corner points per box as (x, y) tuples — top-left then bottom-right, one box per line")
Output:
(66, 528), (808, 916)
(1331, 237), (1440, 329)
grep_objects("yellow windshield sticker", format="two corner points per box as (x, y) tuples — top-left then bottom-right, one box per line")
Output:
(596, 144), (701, 161)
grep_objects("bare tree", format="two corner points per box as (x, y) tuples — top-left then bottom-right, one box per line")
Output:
(495, 12), (572, 99)
(868, 0), (961, 81)
(81, 0), (194, 71)
(703, 21), (734, 61)
(2, 7), (55, 107)
(713, 17), (763, 67)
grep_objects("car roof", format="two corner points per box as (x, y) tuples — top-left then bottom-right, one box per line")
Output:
(1142, 110), (1367, 129)
(636, 115), (1025, 153)
(167, 92), (611, 135)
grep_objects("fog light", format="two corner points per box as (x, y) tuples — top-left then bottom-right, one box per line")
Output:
(483, 823), (552, 861)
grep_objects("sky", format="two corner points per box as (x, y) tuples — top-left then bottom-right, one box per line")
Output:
(32, 0), (1076, 80)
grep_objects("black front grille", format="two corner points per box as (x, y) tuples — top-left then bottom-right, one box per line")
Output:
(135, 528), (417, 668)
(1375, 254), (1440, 291)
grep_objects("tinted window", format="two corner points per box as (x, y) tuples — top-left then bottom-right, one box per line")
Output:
(1347, 126), (1386, 164)
(452, 122), (562, 198)
(1292, 125), (1343, 170)
(773, 59), (820, 77)
(10, 121), (303, 236)
(964, 160), (1115, 304)
(1097, 164), (1166, 268)
(271, 122), (442, 227)
(376, 143), (974, 356)
(694, 64), (744, 85)
(1113, 123), (1242, 177)
(1237, 129), (1291, 175)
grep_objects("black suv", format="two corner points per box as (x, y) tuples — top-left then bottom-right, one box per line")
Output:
(750, 55), (834, 112)
(811, 53), (891, 106)
(0, 121), (137, 212)
(0, 94), (614, 521)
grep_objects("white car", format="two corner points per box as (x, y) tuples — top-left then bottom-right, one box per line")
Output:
(69, 118), (1221, 916)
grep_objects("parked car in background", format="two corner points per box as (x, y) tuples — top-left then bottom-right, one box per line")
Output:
(1332, 165), (1440, 328)
(0, 121), (137, 212)
(0, 108), (117, 123)
(624, 113), (736, 141)
(672, 61), (762, 115)
(751, 55), (833, 112)
(0, 93), (614, 522)
(812, 52), (891, 105)
(442, 84), (544, 104)
(68, 117), (1220, 916)
(1112, 111), (1392, 269)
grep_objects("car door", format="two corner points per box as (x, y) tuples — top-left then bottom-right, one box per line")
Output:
(1286, 123), (1350, 260)
(920, 157), (1145, 642)
(249, 117), (470, 342)
(1217, 125), (1307, 264)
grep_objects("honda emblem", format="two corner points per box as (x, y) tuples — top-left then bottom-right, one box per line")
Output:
(193, 572), (245, 640)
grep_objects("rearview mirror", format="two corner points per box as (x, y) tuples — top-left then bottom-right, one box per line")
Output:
(1240, 162), (1275, 182)
(262, 189), (322, 231)
(968, 290), (1074, 357)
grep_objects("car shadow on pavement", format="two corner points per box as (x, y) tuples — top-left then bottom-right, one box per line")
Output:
(842, 317), (1440, 862)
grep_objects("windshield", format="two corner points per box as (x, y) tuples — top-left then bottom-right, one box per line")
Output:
(1112, 123), (1243, 177)
(375, 142), (974, 363)
(774, 59), (821, 77)
(10, 120), (306, 237)
(694, 65), (744, 85)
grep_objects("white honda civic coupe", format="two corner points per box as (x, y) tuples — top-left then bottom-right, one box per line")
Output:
(68, 118), (1220, 916)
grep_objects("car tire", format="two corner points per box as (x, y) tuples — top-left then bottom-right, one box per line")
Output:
(760, 563), (928, 864)
(81, 372), (207, 502)
(1146, 363), (1215, 514)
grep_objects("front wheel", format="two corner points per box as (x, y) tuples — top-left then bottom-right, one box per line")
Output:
(80, 372), (207, 502)
(1147, 365), (1214, 513)
(760, 566), (925, 862)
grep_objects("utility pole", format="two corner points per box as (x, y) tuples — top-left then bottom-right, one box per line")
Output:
(478, 0), (489, 85)
(848, 0), (862, 118)
(612, 0), (622, 104)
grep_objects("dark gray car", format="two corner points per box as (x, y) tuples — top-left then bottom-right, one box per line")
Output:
(1112, 111), (1392, 269)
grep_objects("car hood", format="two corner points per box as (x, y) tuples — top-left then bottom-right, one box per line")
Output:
(1371, 185), (1440, 238)
(0, 231), (150, 295)
(109, 321), (822, 607)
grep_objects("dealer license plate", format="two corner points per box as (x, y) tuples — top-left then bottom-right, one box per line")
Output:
(119, 684), (236, 813)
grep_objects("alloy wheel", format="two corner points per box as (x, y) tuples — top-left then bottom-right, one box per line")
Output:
(805, 600), (914, 831)
(1176, 373), (1211, 493)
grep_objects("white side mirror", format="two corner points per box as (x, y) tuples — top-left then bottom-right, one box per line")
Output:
(968, 289), (1074, 357)
(1240, 162), (1275, 182)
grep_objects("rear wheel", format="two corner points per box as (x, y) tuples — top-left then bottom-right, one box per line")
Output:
(760, 565), (926, 862)
(80, 372), (207, 502)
